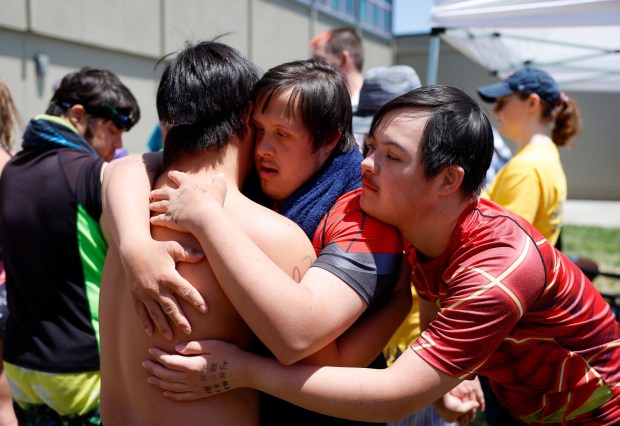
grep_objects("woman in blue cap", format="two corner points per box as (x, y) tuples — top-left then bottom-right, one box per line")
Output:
(477, 67), (581, 247)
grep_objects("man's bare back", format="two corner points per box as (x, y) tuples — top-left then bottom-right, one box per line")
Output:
(99, 168), (315, 426)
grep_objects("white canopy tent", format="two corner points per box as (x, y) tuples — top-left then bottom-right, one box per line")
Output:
(427, 0), (620, 92)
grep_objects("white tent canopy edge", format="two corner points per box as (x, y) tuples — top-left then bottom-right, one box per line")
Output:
(427, 0), (620, 92)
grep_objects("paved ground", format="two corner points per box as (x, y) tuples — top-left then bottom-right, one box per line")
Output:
(563, 199), (620, 228)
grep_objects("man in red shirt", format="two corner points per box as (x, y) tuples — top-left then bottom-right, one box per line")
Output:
(146, 85), (620, 425)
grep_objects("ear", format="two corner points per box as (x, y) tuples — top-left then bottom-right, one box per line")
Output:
(240, 105), (256, 147)
(339, 50), (352, 72)
(65, 104), (88, 131)
(321, 130), (341, 161)
(436, 165), (464, 196)
(527, 93), (542, 110)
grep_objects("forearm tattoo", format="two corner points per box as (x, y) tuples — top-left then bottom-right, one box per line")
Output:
(200, 360), (231, 395)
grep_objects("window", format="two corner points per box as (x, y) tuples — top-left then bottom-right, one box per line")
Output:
(294, 0), (392, 37)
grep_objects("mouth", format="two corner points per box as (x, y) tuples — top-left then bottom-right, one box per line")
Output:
(258, 162), (278, 179)
(361, 175), (377, 192)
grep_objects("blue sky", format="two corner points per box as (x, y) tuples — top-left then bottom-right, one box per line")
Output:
(393, 0), (434, 35)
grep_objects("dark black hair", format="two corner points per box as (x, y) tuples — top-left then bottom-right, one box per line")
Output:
(370, 85), (494, 197)
(46, 67), (140, 131)
(253, 59), (355, 154)
(156, 40), (262, 168)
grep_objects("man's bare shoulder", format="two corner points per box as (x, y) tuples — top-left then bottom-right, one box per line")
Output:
(235, 198), (316, 281)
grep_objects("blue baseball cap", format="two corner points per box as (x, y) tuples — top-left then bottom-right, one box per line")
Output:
(477, 68), (561, 106)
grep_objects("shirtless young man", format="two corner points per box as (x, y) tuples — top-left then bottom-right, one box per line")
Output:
(98, 41), (315, 426)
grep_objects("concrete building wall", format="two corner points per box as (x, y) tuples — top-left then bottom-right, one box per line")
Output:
(396, 34), (620, 201)
(0, 0), (393, 154)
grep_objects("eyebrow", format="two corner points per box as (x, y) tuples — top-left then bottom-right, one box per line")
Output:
(381, 139), (408, 152)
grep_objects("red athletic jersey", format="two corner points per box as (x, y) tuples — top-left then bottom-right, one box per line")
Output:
(410, 198), (620, 424)
(312, 189), (403, 306)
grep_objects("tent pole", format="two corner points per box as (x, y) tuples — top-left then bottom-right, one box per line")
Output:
(427, 28), (445, 86)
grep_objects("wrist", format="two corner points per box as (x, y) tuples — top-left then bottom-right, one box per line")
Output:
(119, 234), (156, 258)
(189, 202), (227, 235)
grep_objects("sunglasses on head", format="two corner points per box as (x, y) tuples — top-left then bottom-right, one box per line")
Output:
(87, 103), (135, 131)
(60, 101), (135, 131)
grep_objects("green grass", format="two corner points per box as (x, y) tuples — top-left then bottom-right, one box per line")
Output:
(560, 225), (620, 294)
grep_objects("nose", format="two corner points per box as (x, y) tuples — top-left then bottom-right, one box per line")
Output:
(361, 153), (376, 174)
(255, 133), (274, 157)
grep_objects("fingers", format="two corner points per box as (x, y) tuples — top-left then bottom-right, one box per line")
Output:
(456, 402), (479, 425)
(143, 303), (172, 340)
(150, 187), (171, 202)
(167, 170), (188, 186)
(148, 347), (209, 376)
(171, 242), (204, 265)
(165, 244), (207, 312)
(149, 199), (169, 214)
(156, 292), (192, 336)
(175, 283), (207, 315)
(146, 375), (189, 392)
(142, 358), (187, 380)
(134, 301), (154, 337)
(175, 340), (211, 355)
(133, 288), (194, 339)
(135, 297), (173, 340)
(162, 391), (202, 401)
(150, 213), (171, 227)
(472, 378), (485, 411)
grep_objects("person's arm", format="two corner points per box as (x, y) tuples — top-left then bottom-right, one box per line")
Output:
(101, 154), (205, 339)
(418, 278), (485, 424)
(418, 296), (439, 332)
(143, 339), (478, 423)
(302, 257), (412, 367)
(138, 261), (410, 400)
(150, 171), (397, 364)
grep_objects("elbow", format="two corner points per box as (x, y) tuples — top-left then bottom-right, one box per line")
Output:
(382, 403), (419, 423)
(268, 338), (316, 366)
(271, 346), (308, 366)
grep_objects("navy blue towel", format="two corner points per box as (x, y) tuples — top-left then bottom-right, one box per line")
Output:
(280, 148), (363, 241)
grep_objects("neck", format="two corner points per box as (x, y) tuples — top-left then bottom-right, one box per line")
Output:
(347, 71), (364, 97)
(167, 141), (247, 191)
(514, 120), (550, 148)
(400, 194), (472, 259)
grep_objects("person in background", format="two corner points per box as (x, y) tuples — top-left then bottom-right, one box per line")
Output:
(147, 122), (172, 153)
(352, 65), (421, 152)
(311, 27), (364, 112)
(0, 79), (21, 426)
(477, 67), (582, 246)
(484, 127), (512, 188)
(145, 85), (620, 425)
(0, 67), (139, 424)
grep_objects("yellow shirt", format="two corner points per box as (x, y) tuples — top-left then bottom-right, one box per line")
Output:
(485, 136), (566, 246)
(383, 285), (420, 366)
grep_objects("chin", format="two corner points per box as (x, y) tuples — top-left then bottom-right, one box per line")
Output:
(261, 184), (287, 202)
(360, 196), (381, 219)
